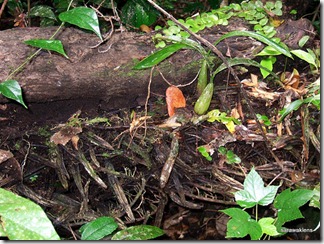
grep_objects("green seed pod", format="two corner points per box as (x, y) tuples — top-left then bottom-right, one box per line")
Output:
(196, 59), (208, 96)
(194, 82), (214, 115)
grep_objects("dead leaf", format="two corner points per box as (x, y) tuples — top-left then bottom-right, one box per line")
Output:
(166, 86), (186, 117)
(50, 126), (82, 146)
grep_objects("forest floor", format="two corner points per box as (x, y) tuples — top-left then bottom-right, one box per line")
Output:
(0, 3), (321, 240)
(0, 58), (320, 240)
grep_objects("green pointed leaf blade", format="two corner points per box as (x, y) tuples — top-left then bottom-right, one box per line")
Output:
(111, 225), (164, 240)
(260, 57), (274, 78)
(80, 216), (118, 240)
(133, 43), (189, 69)
(0, 188), (60, 240)
(274, 188), (314, 232)
(278, 99), (304, 121)
(258, 217), (280, 237)
(214, 30), (292, 58)
(59, 7), (102, 40)
(213, 58), (279, 80)
(220, 208), (262, 240)
(291, 49), (318, 68)
(0, 80), (27, 108)
(24, 39), (68, 58)
(234, 168), (279, 208)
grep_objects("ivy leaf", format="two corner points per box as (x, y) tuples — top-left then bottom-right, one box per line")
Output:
(220, 208), (262, 240)
(274, 188), (314, 232)
(111, 225), (164, 240)
(0, 80), (27, 108)
(258, 217), (280, 237)
(80, 216), (118, 240)
(133, 43), (190, 69)
(234, 167), (279, 208)
(24, 39), (68, 58)
(59, 7), (102, 40)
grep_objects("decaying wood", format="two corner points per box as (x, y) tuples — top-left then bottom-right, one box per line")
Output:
(0, 17), (315, 110)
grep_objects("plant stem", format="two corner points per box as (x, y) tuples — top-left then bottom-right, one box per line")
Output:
(147, 0), (283, 167)
(4, 0), (74, 81)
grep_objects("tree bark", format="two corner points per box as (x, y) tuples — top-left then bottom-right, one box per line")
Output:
(0, 26), (205, 109)
(0, 17), (315, 110)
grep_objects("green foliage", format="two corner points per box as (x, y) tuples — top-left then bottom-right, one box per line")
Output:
(24, 39), (69, 58)
(279, 78), (320, 121)
(79, 216), (118, 240)
(274, 188), (314, 233)
(221, 208), (263, 240)
(234, 168), (280, 208)
(221, 168), (317, 240)
(214, 30), (292, 59)
(133, 43), (190, 69)
(0, 188), (60, 240)
(0, 80), (27, 108)
(291, 49), (319, 69)
(79, 217), (164, 240)
(29, 5), (57, 26)
(218, 146), (241, 164)
(59, 7), (102, 40)
(111, 225), (165, 240)
(121, 0), (160, 28)
(197, 146), (212, 161)
(206, 109), (240, 133)
(1, 3), (104, 107)
(256, 114), (272, 126)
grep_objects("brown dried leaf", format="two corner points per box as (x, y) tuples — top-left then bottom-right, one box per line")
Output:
(50, 126), (82, 146)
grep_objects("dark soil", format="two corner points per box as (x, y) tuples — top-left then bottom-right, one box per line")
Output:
(0, 66), (320, 240)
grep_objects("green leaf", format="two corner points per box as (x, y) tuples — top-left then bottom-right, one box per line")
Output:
(133, 43), (190, 69)
(278, 99), (304, 121)
(309, 184), (320, 209)
(298, 35), (310, 48)
(198, 146), (212, 161)
(260, 57), (276, 79)
(59, 7), (102, 40)
(226, 150), (241, 164)
(256, 45), (282, 56)
(0, 188), (60, 240)
(121, 0), (159, 28)
(213, 58), (279, 80)
(234, 167), (279, 208)
(274, 188), (314, 232)
(0, 80), (27, 108)
(80, 216), (118, 240)
(214, 30), (292, 58)
(258, 217), (280, 237)
(24, 39), (68, 58)
(220, 208), (262, 240)
(29, 5), (57, 20)
(291, 49), (318, 68)
(111, 225), (164, 240)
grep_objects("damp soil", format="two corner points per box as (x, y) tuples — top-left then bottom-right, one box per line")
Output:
(0, 73), (320, 240)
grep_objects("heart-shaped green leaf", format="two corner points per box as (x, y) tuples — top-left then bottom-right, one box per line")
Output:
(24, 39), (68, 58)
(0, 80), (27, 108)
(59, 7), (102, 40)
